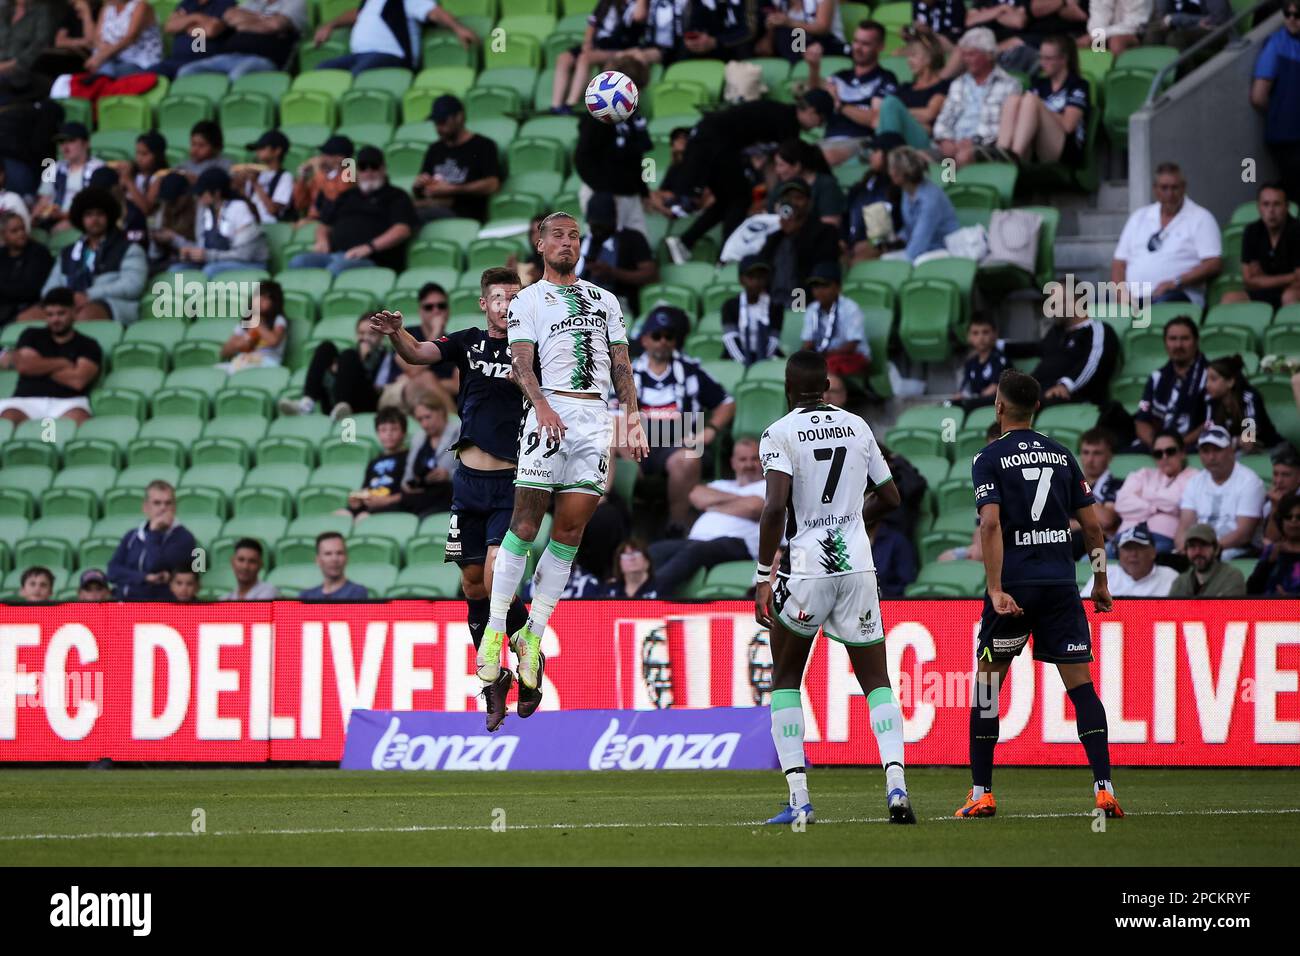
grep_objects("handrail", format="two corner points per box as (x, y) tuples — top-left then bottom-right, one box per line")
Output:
(1144, 3), (1279, 103)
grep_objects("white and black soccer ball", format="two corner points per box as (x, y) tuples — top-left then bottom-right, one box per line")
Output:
(584, 70), (639, 124)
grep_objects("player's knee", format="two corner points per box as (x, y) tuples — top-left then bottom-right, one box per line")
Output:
(461, 578), (487, 601)
(509, 516), (540, 541)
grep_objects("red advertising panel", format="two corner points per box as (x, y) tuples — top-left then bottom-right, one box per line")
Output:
(1, 600), (1297, 765)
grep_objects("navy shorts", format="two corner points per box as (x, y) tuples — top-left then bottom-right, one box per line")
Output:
(976, 583), (1093, 664)
(444, 464), (516, 566)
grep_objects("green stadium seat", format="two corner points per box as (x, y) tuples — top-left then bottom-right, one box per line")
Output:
(103, 367), (166, 395)
(1204, 301), (1273, 346)
(292, 68), (353, 97)
(126, 437), (187, 469)
(356, 512), (419, 546)
(177, 485), (229, 519)
(202, 415), (269, 443)
(1077, 49), (1114, 85)
(245, 464), (311, 495)
(910, 560), (986, 596)
(1201, 326), (1254, 359)
(1, 440), (57, 469)
(90, 389), (145, 420)
(79, 537), (120, 573)
(13, 536), (73, 572)
(467, 238), (525, 272)
(13, 416), (78, 447)
(1102, 67), (1155, 151)
(287, 513), (352, 539)
(898, 279), (959, 361)
(110, 341), (169, 373)
(733, 381), (786, 440)
(489, 192), (545, 221)
(89, 129), (138, 161)
(268, 415), (333, 445)
(233, 485), (294, 519)
(353, 66), (414, 98)
(646, 80), (711, 120)
(191, 436), (251, 467)
(255, 436), (317, 468)
(310, 463), (364, 489)
(884, 428), (945, 460)
(274, 535), (319, 567)
(345, 564), (391, 595)
(413, 64), (477, 94)
(97, 95), (153, 131)
(640, 282), (698, 317)
(158, 93), (215, 140)
(137, 415), (203, 447)
(265, 563), (322, 592)
(152, 386), (211, 420)
(0, 487), (35, 520)
(344, 535), (399, 566)
(171, 72), (230, 102)
(226, 366), (291, 398)
(231, 70), (291, 99)
(956, 162), (1018, 207)
(406, 535), (447, 568)
(100, 486), (145, 518)
(422, 32), (479, 69)
(281, 89), (337, 128)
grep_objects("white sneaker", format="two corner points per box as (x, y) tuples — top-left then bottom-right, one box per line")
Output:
(277, 396), (314, 416)
(664, 236), (689, 265)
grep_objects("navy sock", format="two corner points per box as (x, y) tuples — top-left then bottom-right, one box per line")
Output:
(969, 701), (999, 790)
(465, 597), (489, 650)
(1068, 682), (1111, 785)
(506, 595), (528, 637)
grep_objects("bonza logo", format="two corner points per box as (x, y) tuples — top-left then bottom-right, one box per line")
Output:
(588, 718), (741, 770)
(372, 716), (518, 771)
(50, 887), (151, 936)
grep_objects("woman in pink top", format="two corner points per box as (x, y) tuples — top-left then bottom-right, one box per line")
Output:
(1113, 428), (1197, 553)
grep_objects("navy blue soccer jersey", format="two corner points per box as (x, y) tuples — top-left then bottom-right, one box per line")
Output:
(971, 429), (1094, 586)
(435, 327), (524, 464)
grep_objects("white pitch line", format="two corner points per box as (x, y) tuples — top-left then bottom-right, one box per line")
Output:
(1, 807), (1298, 842)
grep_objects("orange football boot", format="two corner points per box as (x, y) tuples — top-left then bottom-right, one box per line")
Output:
(1096, 789), (1125, 818)
(954, 790), (997, 818)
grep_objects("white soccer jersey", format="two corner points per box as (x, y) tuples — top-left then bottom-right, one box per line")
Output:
(506, 279), (628, 396)
(760, 403), (893, 578)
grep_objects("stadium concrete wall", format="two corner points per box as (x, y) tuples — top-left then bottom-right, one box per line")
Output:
(1130, 12), (1285, 222)
(1, 600), (1297, 766)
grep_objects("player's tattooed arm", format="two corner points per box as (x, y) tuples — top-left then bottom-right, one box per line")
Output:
(369, 310), (443, 365)
(508, 341), (548, 407)
(611, 343), (649, 460)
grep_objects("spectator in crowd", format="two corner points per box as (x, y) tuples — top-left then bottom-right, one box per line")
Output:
(939, 421), (1003, 561)
(807, 20), (899, 164)
(1221, 183), (1300, 308)
(756, 179), (841, 308)
(149, 0), (235, 78)
(290, 146), (417, 276)
(1262, 443), (1300, 544)
(625, 307), (736, 532)
(341, 406), (411, 520)
(38, 187), (149, 324)
(180, 120), (233, 179)
(18, 565), (54, 602)
(1078, 426), (1121, 538)
(0, 211), (53, 326)
(380, 282), (458, 411)
(760, 0), (848, 60)
(1026, 0), (1089, 45)
(177, 0), (307, 78)
(800, 261), (871, 380)
(1084, 0), (1149, 55)
(107, 481), (199, 600)
(148, 172), (198, 272)
(0, 288), (100, 425)
(964, 0), (1029, 59)
(1200, 354), (1283, 453)
(299, 532), (369, 600)
(400, 397), (459, 516)
(77, 568), (112, 602)
(995, 35), (1089, 166)
(604, 538), (660, 598)
(1133, 314), (1207, 450)
(168, 566), (200, 602)
(931, 28), (1022, 167)
(1000, 299), (1120, 407)
(647, 438), (765, 596)
(766, 138), (845, 227)
(1112, 162), (1222, 308)
(85, 0), (163, 77)
(119, 131), (167, 218)
(0, 0), (61, 80)
(550, 0), (645, 112)
(31, 123), (104, 234)
(0, 67), (63, 198)
(1176, 424), (1266, 559)
(170, 168), (269, 277)
(45, 0), (99, 77)
(573, 56), (652, 233)
(577, 191), (657, 314)
(293, 135), (354, 221)
(843, 132), (905, 260)
(1248, 491), (1300, 595)
(238, 131), (295, 222)
(219, 280), (288, 372)
(88, 164), (148, 248)
(281, 313), (391, 418)
(645, 125), (692, 219)
(909, 0), (968, 74)
(1145, 0), (1230, 50)
(825, 371), (850, 407)
(1250, 4), (1300, 202)
(722, 255), (784, 367)
(885, 144), (961, 262)
(880, 441), (931, 541)
(414, 95), (502, 223)
(220, 538), (280, 600)
(954, 314), (1008, 407)
(0, 161), (30, 228)
(870, 517), (919, 596)
(1170, 522), (1247, 596)
(314, 0), (477, 73)
(875, 33), (949, 148)
(1081, 523), (1178, 596)
(1114, 427), (1197, 552)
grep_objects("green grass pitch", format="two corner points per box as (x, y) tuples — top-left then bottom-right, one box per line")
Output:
(1, 768), (1297, 866)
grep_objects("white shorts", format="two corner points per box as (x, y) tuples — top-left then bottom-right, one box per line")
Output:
(514, 392), (613, 496)
(0, 396), (91, 420)
(774, 571), (884, 646)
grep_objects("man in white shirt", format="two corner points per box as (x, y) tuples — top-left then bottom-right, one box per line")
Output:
(647, 437), (765, 596)
(1082, 523), (1178, 597)
(1176, 424), (1267, 559)
(314, 0), (477, 73)
(1112, 161), (1222, 308)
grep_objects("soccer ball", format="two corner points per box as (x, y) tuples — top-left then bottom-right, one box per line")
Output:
(585, 70), (639, 124)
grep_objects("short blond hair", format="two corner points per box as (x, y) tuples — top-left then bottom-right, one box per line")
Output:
(887, 145), (930, 186)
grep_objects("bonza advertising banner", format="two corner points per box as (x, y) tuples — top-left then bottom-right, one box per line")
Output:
(0, 600), (1297, 765)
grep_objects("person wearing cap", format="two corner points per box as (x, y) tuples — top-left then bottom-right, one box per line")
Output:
(884, 144), (961, 262)
(1170, 524), (1246, 597)
(1081, 523), (1178, 597)
(238, 131), (294, 222)
(181, 120), (233, 179)
(31, 122), (105, 232)
(290, 146), (417, 276)
(1176, 424), (1267, 559)
(174, 0), (309, 80)
(576, 191), (656, 314)
(146, 0), (237, 79)
(765, 139), (845, 228)
(77, 569), (113, 602)
(314, 0), (477, 74)
(626, 307), (736, 532)
(805, 20), (900, 165)
(0, 288), (100, 425)
(1114, 427), (1197, 553)
(0, 0), (61, 80)
(721, 255), (784, 367)
(38, 187), (148, 324)
(171, 167), (269, 277)
(1262, 444), (1300, 545)
(755, 178), (841, 308)
(1248, 491), (1300, 596)
(0, 210), (52, 326)
(293, 135), (355, 221)
(413, 94), (502, 223)
(843, 131), (905, 260)
(800, 261), (871, 379)
(931, 28), (1023, 168)
(84, 0), (164, 78)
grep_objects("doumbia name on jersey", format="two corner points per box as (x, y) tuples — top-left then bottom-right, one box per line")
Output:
(999, 450), (1070, 468)
(797, 425), (856, 442)
(1014, 528), (1070, 545)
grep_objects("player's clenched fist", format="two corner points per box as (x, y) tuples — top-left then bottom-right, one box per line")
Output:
(1091, 582), (1113, 613)
(754, 581), (774, 628)
(368, 310), (403, 335)
(989, 589), (1023, 616)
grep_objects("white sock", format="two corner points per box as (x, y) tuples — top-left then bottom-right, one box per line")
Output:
(525, 541), (576, 637)
(488, 536), (530, 633)
(1094, 779), (1114, 795)
(868, 687), (906, 794)
(770, 689), (808, 806)
(972, 785), (987, 799)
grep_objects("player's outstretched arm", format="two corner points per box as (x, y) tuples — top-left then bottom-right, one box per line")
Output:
(755, 470), (792, 628)
(370, 310), (444, 366)
(979, 504), (1022, 616)
(1076, 504), (1112, 613)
